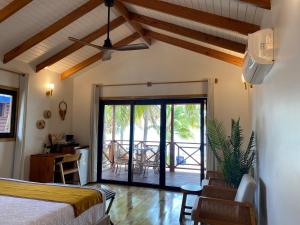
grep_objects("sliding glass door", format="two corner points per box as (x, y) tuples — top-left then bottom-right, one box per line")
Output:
(98, 98), (206, 189)
(165, 104), (202, 187)
(101, 105), (131, 182)
(132, 105), (161, 185)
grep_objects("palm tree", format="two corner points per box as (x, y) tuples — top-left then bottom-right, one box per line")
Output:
(104, 105), (130, 142)
(103, 104), (202, 171)
(104, 104), (201, 143)
(167, 104), (200, 140)
(135, 105), (161, 143)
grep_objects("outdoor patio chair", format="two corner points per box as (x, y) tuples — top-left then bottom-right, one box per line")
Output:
(113, 144), (129, 175)
(143, 150), (160, 177)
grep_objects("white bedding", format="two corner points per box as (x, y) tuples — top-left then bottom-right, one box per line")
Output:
(0, 179), (107, 225)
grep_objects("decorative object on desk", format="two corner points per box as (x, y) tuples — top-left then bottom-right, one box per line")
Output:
(36, 120), (46, 129)
(43, 110), (52, 119)
(43, 144), (50, 154)
(65, 134), (75, 143)
(59, 101), (67, 121)
(207, 118), (255, 188)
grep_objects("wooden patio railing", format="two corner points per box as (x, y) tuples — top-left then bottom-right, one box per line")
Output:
(102, 140), (206, 172)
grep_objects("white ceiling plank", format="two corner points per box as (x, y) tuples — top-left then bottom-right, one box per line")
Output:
(47, 25), (132, 73)
(18, 4), (114, 65)
(0, 0), (267, 73)
(0, 0), (13, 8)
(0, 0), (86, 55)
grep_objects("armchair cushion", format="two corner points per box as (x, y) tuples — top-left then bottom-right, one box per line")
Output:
(234, 174), (256, 204)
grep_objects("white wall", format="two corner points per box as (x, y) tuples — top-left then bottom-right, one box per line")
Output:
(72, 41), (251, 145)
(0, 60), (73, 179)
(252, 1), (300, 225)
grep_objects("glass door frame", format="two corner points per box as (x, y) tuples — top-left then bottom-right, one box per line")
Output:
(97, 97), (206, 190)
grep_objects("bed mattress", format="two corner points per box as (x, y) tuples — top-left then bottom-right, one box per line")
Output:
(0, 180), (107, 225)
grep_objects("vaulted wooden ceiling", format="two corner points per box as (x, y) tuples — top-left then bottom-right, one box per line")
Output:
(0, 0), (270, 80)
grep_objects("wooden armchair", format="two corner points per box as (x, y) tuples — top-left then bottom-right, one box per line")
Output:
(192, 196), (256, 225)
(192, 174), (257, 225)
(202, 185), (237, 200)
(206, 170), (224, 180)
(206, 170), (231, 188)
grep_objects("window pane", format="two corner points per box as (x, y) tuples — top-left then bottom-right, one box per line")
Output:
(166, 104), (201, 187)
(133, 105), (161, 185)
(102, 105), (131, 182)
(0, 94), (13, 133)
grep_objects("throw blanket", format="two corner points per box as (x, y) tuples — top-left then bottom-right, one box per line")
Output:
(0, 179), (102, 217)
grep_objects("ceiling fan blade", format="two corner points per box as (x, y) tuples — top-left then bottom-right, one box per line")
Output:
(68, 37), (104, 50)
(102, 50), (112, 61)
(113, 43), (149, 51)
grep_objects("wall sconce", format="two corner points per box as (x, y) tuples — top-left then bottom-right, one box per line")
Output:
(241, 74), (247, 90)
(46, 83), (54, 96)
(241, 74), (253, 90)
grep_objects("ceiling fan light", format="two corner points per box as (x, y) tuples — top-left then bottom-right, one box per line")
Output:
(102, 51), (112, 61)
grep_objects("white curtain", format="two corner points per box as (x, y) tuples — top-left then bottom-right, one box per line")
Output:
(88, 84), (102, 182)
(206, 78), (218, 172)
(12, 74), (29, 179)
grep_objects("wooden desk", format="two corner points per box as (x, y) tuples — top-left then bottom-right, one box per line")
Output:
(29, 153), (69, 183)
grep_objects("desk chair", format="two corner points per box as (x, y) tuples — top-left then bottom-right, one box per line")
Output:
(56, 153), (81, 185)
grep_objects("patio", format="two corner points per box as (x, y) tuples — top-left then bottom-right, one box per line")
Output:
(102, 167), (201, 187)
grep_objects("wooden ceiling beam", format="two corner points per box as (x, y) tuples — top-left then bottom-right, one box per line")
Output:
(61, 32), (140, 80)
(146, 30), (243, 67)
(113, 1), (151, 45)
(3, 0), (104, 64)
(240, 0), (271, 9)
(119, 0), (259, 35)
(0, 0), (32, 23)
(36, 16), (125, 72)
(130, 13), (246, 54)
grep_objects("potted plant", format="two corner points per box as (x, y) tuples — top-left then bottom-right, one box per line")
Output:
(207, 118), (255, 188)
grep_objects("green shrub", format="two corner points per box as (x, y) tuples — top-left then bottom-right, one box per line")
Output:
(207, 118), (255, 188)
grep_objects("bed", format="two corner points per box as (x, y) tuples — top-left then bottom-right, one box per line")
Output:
(0, 178), (110, 225)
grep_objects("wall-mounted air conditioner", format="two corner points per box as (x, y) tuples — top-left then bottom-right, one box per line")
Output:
(242, 28), (274, 84)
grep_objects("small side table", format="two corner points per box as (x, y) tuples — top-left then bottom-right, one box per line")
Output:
(179, 184), (202, 223)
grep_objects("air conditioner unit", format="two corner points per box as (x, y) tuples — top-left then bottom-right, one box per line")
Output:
(242, 28), (274, 84)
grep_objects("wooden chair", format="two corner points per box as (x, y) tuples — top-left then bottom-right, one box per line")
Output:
(113, 144), (128, 175)
(56, 153), (81, 185)
(191, 174), (257, 225)
(206, 170), (224, 180)
(143, 150), (160, 176)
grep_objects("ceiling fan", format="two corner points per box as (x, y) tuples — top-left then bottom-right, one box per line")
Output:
(68, 0), (149, 61)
